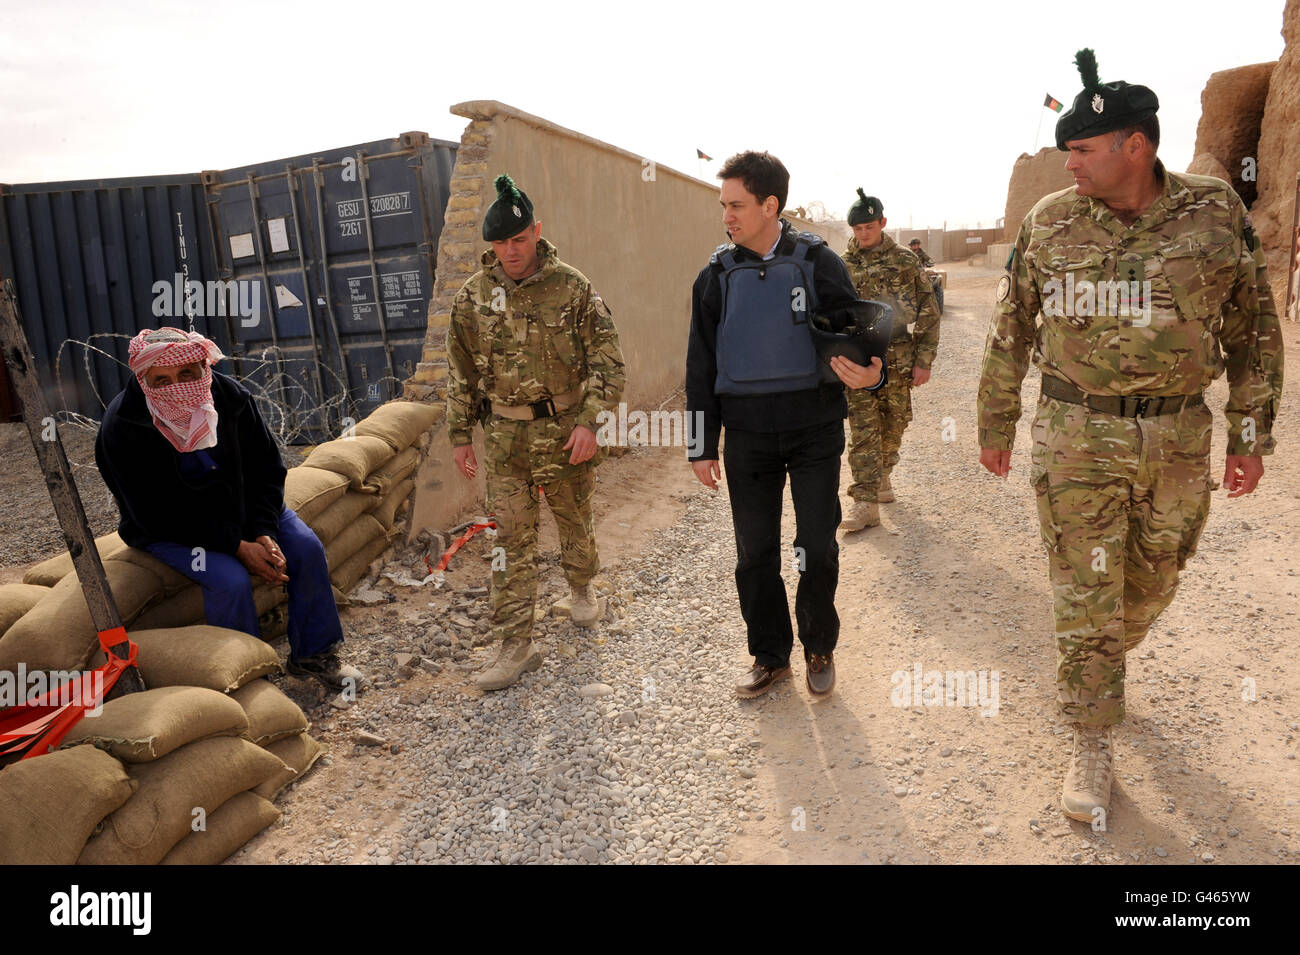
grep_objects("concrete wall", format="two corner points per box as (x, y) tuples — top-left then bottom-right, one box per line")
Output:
(403, 100), (730, 535)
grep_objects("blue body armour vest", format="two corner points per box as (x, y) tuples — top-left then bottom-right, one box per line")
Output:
(713, 231), (824, 396)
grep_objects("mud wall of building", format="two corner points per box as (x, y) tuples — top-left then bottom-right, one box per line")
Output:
(403, 101), (729, 536)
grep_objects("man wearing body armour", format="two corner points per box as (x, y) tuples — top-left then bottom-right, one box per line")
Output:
(686, 151), (884, 699)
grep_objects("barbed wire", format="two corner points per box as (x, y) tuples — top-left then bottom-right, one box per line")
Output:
(47, 333), (398, 454)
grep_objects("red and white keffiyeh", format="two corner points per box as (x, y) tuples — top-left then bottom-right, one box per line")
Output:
(127, 328), (225, 453)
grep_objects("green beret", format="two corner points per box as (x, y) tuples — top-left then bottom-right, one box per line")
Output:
(482, 174), (535, 241)
(1055, 48), (1158, 150)
(847, 188), (883, 226)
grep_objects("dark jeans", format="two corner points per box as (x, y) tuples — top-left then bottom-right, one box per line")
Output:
(144, 505), (342, 660)
(722, 420), (844, 667)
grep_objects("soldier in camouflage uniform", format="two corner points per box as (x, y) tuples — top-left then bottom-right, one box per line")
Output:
(978, 50), (1284, 822)
(908, 238), (935, 269)
(447, 175), (626, 692)
(840, 191), (941, 530)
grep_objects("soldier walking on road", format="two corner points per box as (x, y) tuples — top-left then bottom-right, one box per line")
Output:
(977, 50), (1284, 823)
(840, 192), (941, 530)
(446, 175), (626, 692)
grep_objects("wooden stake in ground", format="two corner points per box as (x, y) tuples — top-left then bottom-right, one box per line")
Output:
(0, 278), (144, 694)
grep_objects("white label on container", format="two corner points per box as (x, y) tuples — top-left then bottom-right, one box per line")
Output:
(275, 284), (303, 308)
(229, 232), (255, 259)
(267, 217), (290, 253)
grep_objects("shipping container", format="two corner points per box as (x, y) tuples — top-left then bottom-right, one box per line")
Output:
(0, 175), (224, 420)
(0, 131), (458, 442)
(200, 131), (456, 438)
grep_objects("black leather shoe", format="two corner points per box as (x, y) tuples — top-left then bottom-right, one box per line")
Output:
(735, 662), (792, 698)
(805, 651), (836, 697)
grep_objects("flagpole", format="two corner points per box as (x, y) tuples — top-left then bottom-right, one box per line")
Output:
(1034, 107), (1045, 153)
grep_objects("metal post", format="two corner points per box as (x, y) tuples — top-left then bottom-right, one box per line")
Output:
(0, 278), (144, 694)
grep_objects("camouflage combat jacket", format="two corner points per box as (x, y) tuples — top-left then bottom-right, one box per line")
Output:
(977, 161), (1284, 456)
(445, 237), (626, 446)
(842, 233), (941, 370)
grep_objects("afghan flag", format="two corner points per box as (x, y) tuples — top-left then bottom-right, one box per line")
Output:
(696, 149), (713, 161)
(1044, 93), (1064, 113)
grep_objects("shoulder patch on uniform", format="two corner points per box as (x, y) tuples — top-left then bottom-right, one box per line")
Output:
(1005, 247), (1016, 271)
(996, 274), (1011, 302)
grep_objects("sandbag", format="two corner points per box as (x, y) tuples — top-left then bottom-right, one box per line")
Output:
(373, 478), (415, 532)
(254, 732), (325, 801)
(0, 745), (136, 865)
(60, 685), (249, 762)
(124, 627), (281, 693)
(160, 790), (280, 865)
(354, 400), (441, 452)
(131, 577), (286, 632)
(360, 446), (419, 497)
(0, 560), (165, 672)
(231, 678), (308, 745)
(302, 436), (394, 491)
(324, 515), (386, 571)
(0, 583), (51, 638)
(106, 547), (193, 597)
(330, 533), (396, 594)
(22, 532), (125, 587)
(309, 491), (379, 545)
(283, 466), (350, 523)
(77, 736), (284, 865)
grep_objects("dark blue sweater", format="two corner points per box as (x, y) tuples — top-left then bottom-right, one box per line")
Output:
(94, 371), (286, 555)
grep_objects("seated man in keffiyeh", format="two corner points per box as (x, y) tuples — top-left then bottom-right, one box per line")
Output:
(94, 327), (359, 692)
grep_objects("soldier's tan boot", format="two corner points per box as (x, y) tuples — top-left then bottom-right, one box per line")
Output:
(569, 582), (605, 628)
(473, 636), (544, 692)
(1061, 723), (1114, 822)
(877, 470), (895, 503)
(840, 500), (880, 532)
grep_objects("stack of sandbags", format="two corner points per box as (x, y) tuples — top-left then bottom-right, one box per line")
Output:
(0, 546), (189, 672)
(127, 627), (324, 804)
(53, 685), (277, 864)
(78, 626), (324, 864)
(299, 400), (436, 594)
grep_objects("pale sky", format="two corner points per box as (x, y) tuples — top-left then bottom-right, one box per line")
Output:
(0, 0), (1288, 228)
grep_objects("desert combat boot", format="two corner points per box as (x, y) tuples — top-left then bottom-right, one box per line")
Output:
(840, 500), (880, 532)
(474, 636), (544, 692)
(1061, 723), (1114, 822)
(877, 469), (895, 503)
(569, 582), (605, 628)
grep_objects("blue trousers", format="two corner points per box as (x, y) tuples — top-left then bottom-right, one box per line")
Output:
(144, 505), (342, 659)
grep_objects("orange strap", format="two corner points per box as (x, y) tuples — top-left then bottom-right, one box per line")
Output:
(1, 628), (138, 761)
(432, 519), (498, 573)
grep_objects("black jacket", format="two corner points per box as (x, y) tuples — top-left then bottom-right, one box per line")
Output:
(686, 219), (871, 460)
(94, 371), (287, 555)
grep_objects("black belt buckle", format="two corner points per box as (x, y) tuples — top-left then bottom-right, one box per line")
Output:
(529, 397), (557, 419)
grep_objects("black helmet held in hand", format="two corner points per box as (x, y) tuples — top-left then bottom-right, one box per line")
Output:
(809, 299), (893, 384)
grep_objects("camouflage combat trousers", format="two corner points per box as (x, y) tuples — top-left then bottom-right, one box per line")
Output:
(484, 409), (600, 643)
(845, 343), (914, 502)
(1029, 395), (1213, 728)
